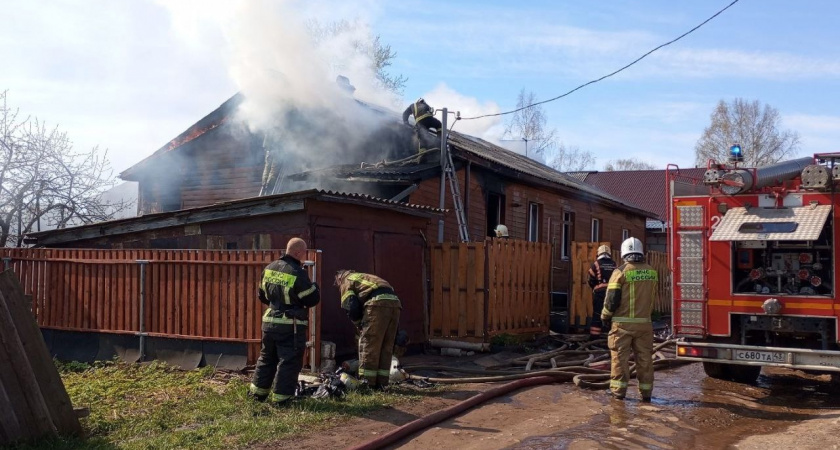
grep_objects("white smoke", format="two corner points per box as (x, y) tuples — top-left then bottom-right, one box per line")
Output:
(157, 0), (402, 169)
(420, 83), (504, 142)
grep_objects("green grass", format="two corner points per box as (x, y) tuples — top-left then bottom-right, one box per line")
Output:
(12, 360), (424, 450)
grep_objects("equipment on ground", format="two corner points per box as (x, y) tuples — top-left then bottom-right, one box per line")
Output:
(669, 151), (840, 383)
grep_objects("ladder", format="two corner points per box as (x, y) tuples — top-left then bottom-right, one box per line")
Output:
(444, 145), (470, 242)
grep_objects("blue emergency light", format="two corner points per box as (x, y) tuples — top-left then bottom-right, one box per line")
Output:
(729, 143), (743, 162)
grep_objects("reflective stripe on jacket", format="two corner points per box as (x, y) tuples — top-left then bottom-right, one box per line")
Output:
(601, 262), (658, 323)
(259, 254), (320, 328)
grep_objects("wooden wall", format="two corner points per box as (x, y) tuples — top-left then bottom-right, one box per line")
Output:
(411, 165), (647, 295)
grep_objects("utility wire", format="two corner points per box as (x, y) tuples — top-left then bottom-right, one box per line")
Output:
(460, 0), (740, 121)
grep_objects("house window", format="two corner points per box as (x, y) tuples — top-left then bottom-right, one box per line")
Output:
(486, 192), (505, 237)
(591, 218), (601, 242)
(528, 203), (542, 242)
(622, 228), (630, 241)
(561, 211), (574, 259)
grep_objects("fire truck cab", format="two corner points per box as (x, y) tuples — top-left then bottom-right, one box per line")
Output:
(670, 152), (840, 383)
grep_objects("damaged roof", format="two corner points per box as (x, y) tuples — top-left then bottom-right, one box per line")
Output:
(25, 189), (441, 246)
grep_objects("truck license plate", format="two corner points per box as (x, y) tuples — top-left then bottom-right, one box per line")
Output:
(733, 350), (784, 363)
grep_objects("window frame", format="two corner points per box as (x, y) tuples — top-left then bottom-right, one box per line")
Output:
(591, 218), (601, 242)
(528, 202), (542, 242)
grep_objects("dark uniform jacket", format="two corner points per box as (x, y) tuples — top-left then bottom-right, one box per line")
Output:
(259, 254), (320, 332)
(338, 273), (402, 323)
(402, 100), (434, 125)
(588, 256), (617, 293)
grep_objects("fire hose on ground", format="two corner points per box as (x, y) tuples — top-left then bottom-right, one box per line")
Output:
(347, 338), (684, 449)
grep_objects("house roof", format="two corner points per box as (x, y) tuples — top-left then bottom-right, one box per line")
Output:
(25, 189), (441, 246)
(577, 168), (707, 221)
(120, 94), (244, 180)
(119, 92), (651, 218)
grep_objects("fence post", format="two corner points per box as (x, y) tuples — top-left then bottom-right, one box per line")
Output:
(136, 260), (149, 361)
(303, 257), (317, 373)
(2, 257), (11, 271)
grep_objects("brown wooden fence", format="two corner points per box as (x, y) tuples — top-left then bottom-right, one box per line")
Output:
(429, 239), (551, 341)
(570, 242), (671, 328)
(0, 248), (323, 367)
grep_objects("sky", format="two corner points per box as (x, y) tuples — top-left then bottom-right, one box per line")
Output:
(3, 0), (840, 179)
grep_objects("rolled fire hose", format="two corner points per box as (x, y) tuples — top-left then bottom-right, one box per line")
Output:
(346, 375), (560, 450)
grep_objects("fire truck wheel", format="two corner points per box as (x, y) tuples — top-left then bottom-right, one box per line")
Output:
(702, 362), (730, 380)
(727, 364), (761, 384)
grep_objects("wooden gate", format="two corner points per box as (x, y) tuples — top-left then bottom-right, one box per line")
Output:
(429, 239), (551, 341)
(570, 242), (671, 329)
(0, 248), (323, 367)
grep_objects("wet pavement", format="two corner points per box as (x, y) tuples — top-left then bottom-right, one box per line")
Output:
(510, 363), (840, 449)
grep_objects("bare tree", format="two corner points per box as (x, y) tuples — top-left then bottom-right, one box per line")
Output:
(0, 91), (129, 247)
(306, 20), (407, 96)
(604, 158), (657, 171)
(503, 89), (558, 159)
(548, 143), (597, 172)
(695, 98), (800, 167)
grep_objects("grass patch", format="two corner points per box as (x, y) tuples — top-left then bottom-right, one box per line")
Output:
(12, 360), (425, 450)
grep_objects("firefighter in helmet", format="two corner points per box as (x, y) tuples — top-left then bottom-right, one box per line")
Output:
(249, 238), (320, 406)
(335, 270), (402, 390)
(588, 244), (616, 339)
(601, 237), (659, 402)
(402, 98), (442, 133)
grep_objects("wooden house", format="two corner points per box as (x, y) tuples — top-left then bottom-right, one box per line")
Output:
(119, 94), (650, 296)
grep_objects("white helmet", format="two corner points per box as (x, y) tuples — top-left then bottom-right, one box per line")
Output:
(620, 237), (643, 259)
(494, 224), (509, 238)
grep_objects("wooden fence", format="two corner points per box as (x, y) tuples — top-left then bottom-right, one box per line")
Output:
(0, 248), (323, 367)
(570, 242), (671, 328)
(430, 239), (551, 341)
(0, 270), (82, 445)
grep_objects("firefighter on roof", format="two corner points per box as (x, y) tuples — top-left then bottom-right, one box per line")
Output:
(335, 270), (402, 390)
(249, 238), (320, 406)
(403, 98), (442, 133)
(601, 237), (658, 402)
(588, 244), (616, 339)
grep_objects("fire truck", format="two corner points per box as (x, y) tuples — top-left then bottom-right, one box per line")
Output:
(669, 148), (840, 383)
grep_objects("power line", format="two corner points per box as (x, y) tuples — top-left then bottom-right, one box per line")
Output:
(460, 0), (741, 121)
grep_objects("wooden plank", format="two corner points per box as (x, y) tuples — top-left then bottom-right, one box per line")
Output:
(0, 371), (25, 443)
(228, 251), (238, 339)
(457, 243), (468, 338)
(430, 245), (443, 337)
(0, 273), (79, 436)
(439, 244), (451, 337)
(501, 240), (512, 333)
(465, 244), (476, 337)
(196, 250), (206, 337)
(238, 251), (248, 341)
(475, 242), (486, 339)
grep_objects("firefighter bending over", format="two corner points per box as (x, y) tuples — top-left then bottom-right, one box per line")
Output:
(335, 270), (402, 390)
(249, 238), (320, 406)
(588, 245), (616, 339)
(601, 237), (658, 402)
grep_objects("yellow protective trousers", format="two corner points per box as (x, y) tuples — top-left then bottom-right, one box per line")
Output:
(358, 304), (400, 388)
(607, 322), (654, 398)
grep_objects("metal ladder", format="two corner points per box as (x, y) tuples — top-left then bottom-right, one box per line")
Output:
(444, 145), (470, 242)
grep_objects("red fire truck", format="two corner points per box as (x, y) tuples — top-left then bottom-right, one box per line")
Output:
(670, 150), (840, 382)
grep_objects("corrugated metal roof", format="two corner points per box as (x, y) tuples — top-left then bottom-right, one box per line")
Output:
(580, 168), (707, 220)
(447, 132), (650, 214)
(709, 205), (831, 242)
(26, 189), (441, 245)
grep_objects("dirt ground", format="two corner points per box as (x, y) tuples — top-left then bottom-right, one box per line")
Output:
(276, 355), (840, 450)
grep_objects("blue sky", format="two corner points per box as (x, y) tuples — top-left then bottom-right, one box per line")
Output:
(3, 0), (839, 176)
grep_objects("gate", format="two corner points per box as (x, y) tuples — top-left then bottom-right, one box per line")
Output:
(429, 239), (551, 341)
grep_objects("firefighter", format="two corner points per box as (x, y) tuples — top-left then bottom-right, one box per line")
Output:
(249, 238), (320, 405)
(588, 245), (616, 339)
(494, 224), (510, 239)
(335, 270), (402, 390)
(402, 98), (442, 134)
(601, 237), (658, 402)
